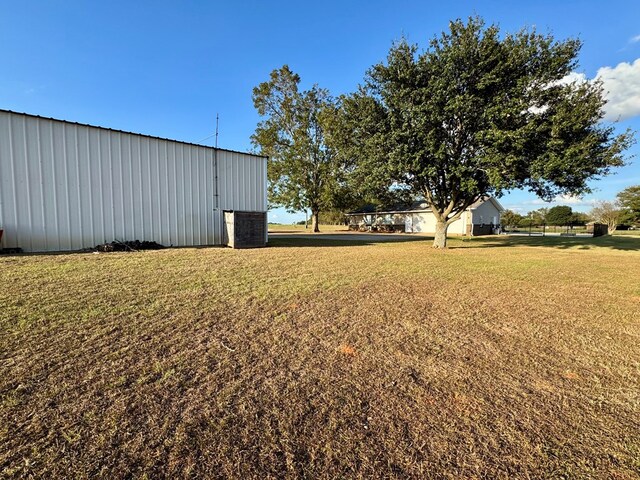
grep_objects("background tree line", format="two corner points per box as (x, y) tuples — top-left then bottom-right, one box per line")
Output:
(500, 185), (640, 233)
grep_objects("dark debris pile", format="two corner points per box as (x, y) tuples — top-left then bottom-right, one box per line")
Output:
(93, 240), (165, 252)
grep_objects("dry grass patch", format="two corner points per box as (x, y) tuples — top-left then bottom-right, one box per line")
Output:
(1, 235), (640, 478)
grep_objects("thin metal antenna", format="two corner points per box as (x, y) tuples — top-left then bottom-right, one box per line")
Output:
(215, 113), (219, 148)
(213, 113), (220, 211)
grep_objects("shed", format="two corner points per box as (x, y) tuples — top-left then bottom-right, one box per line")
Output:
(0, 110), (267, 252)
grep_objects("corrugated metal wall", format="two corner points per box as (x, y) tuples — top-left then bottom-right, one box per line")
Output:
(0, 110), (267, 252)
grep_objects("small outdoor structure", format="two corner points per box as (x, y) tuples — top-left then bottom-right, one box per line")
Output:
(0, 110), (268, 252)
(586, 222), (608, 237)
(346, 197), (504, 236)
(223, 211), (267, 248)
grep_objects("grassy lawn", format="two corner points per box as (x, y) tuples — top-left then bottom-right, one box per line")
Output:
(268, 223), (348, 233)
(1, 235), (639, 478)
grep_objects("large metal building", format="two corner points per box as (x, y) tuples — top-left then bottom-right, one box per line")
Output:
(0, 110), (267, 252)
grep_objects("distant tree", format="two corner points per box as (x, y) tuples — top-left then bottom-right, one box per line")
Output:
(546, 206), (574, 226)
(525, 208), (549, 225)
(533, 208), (549, 224)
(617, 185), (640, 225)
(333, 17), (632, 247)
(590, 201), (623, 234)
(501, 210), (523, 229)
(570, 211), (591, 226)
(252, 65), (341, 232)
(319, 210), (348, 225)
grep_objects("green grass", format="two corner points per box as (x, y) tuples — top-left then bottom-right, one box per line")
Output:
(1, 234), (640, 478)
(613, 229), (640, 237)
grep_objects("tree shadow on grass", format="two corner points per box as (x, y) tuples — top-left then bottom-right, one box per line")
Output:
(268, 234), (432, 248)
(459, 234), (640, 251)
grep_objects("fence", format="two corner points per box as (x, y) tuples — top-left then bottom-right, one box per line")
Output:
(503, 221), (608, 237)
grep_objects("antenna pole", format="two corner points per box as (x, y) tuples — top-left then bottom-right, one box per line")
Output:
(215, 113), (219, 149)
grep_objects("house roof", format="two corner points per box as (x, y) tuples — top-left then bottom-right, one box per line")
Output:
(347, 201), (430, 215)
(469, 196), (505, 212)
(347, 196), (504, 215)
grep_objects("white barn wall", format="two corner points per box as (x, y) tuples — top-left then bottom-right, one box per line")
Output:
(0, 110), (267, 252)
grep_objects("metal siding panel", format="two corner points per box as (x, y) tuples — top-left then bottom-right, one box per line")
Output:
(39, 119), (60, 250)
(152, 140), (161, 243)
(89, 128), (105, 243)
(161, 141), (170, 245)
(101, 129), (115, 243)
(66, 123), (82, 249)
(171, 142), (179, 245)
(195, 148), (203, 244)
(0, 114), (16, 248)
(141, 138), (152, 240)
(114, 133), (126, 240)
(17, 116), (34, 251)
(81, 127), (95, 247)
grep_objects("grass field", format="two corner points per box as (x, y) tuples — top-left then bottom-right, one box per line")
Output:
(1, 234), (639, 478)
(268, 223), (348, 233)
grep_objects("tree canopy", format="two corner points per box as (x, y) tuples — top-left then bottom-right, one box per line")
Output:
(546, 206), (574, 226)
(251, 66), (343, 232)
(334, 17), (633, 247)
(617, 185), (640, 225)
(501, 210), (523, 229)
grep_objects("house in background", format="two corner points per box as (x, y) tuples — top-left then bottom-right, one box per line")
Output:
(346, 197), (504, 235)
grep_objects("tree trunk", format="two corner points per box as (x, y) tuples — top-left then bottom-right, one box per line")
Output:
(433, 220), (448, 248)
(311, 210), (320, 233)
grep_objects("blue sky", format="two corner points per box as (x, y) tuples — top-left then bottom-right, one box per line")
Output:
(1, 1), (639, 223)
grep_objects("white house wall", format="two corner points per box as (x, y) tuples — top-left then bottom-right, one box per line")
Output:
(407, 212), (465, 234)
(0, 110), (266, 252)
(471, 200), (501, 225)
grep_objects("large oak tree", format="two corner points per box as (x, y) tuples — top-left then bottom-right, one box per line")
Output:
(336, 17), (633, 247)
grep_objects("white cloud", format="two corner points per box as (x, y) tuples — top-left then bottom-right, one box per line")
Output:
(526, 195), (597, 207)
(557, 71), (587, 85)
(553, 60), (640, 121)
(595, 59), (640, 121)
(630, 34), (640, 44)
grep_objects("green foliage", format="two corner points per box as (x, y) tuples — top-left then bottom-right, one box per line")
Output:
(546, 205), (573, 226)
(529, 208), (549, 225)
(335, 16), (633, 246)
(617, 185), (640, 225)
(501, 210), (523, 228)
(318, 210), (347, 225)
(570, 211), (591, 226)
(251, 66), (345, 230)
